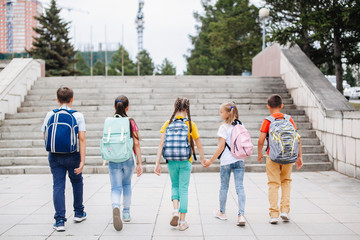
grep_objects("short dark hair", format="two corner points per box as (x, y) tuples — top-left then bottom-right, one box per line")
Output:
(267, 94), (282, 108)
(57, 87), (74, 103)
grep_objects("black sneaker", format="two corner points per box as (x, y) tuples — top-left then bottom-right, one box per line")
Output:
(74, 212), (87, 223)
(53, 220), (65, 232)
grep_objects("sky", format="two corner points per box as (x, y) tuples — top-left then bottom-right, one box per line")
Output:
(41, 0), (264, 75)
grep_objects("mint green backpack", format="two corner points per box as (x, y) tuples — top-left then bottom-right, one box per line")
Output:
(100, 115), (134, 162)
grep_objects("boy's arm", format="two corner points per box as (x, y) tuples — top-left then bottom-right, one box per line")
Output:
(257, 132), (267, 162)
(295, 137), (303, 170)
(154, 133), (165, 176)
(194, 137), (205, 163)
(74, 131), (86, 175)
(204, 137), (225, 167)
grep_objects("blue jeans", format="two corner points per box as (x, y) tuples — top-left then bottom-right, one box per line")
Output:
(48, 152), (84, 222)
(108, 158), (134, 213)
(220, 160), (246, 216)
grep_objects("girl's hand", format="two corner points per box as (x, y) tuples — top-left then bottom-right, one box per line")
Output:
(154, 163), (162, 176)
(136, 164), (143, 177)
(257, 153), (263, 162)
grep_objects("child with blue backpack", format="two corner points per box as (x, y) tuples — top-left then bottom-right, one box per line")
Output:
(100, 95), (143, 231)
(257, 94), (303, 224)
(204, 101), (252, 226)
(41, 87), (87, 232)
(154, 97), (205, 231)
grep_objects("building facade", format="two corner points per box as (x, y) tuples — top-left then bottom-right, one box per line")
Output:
(0, 0), (42, 53)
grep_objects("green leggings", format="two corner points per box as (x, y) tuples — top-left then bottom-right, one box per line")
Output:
(167, 160), (192, 213)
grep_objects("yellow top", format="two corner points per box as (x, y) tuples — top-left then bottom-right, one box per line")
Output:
(160, 115), (200, 163)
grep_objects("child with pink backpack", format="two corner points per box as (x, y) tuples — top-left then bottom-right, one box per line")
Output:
(204, 101), (253, 226)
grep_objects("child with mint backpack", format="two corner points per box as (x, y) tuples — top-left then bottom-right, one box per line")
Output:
(100, 95), (143, 231)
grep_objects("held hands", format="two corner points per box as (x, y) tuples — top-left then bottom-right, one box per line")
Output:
(295, 156), (303, 170)
(154, 163), (161, 176)
(74, 162), (84, 175)
(202, 159), (211, 168)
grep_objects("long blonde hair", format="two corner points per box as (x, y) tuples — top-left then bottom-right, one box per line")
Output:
(221, 101), (239, 124)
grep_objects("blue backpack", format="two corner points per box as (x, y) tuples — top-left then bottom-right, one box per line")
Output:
(45, 109), (79, 154)
(162, 118), (192, 161)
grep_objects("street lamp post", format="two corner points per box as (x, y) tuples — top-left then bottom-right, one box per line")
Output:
(259, 8), (270, 50)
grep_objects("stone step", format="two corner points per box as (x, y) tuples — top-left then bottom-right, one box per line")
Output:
(0, 121), (312, 132)
(25, 92), (292, 101)
(33, 81), (287, 89)
(34, 76), (284, 84)
(0, 137), (321, 148)
(27, 87), (289, 96)
(0, 129), (317, 140)
(5, 109), (306, 120)
(17, 104), (297, 113)
(0, 144), (324, 158)
(21, 98), (294, 107)
(0, 153), (329, 168)
(1, 115), (309, 126)
(0, 161), (333, 174)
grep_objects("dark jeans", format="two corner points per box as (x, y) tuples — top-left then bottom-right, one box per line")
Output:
(49, 152), (84, 222)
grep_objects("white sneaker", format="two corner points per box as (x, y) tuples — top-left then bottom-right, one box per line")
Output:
(280, 212), (290, 222)
(237, 215), (246, 226)
(269, 217), (279, 224)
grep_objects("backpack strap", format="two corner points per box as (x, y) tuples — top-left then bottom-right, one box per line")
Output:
(232, 119), (242, 125)
(53, 109), (77, 114)
(265, 116), (275, 152)
(265, 115), (275, 123)
(284, 114), (291, 121)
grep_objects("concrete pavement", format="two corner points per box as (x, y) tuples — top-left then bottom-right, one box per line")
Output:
(1, 171), (360, 239)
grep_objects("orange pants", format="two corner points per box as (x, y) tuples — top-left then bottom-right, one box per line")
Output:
(266, 155), (293, 218)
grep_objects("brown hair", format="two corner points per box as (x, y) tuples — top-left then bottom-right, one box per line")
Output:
(114, 95), (139, 140)
(267, 94), (283, 108)
(57, 87), (73, 103)
(221, 101), (239, 124)
(169, 97), (195, 155)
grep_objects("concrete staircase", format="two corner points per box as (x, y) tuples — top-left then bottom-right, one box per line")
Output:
(0, 76), (332, 174)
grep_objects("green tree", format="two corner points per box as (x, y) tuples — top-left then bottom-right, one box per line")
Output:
(186, 0), (261, 75)
(156, 58), (176, 75)
(344, 65), (357, 87)
(109, 46), (136, 76)
(75, 53), (90, 76)
(26, 0), (78, 76)
(137, 50), (155, 75)
(93, 60), (105, 76)
(266, 0), (360, 93)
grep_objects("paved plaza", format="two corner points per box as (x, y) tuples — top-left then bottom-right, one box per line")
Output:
(0, 171), (360, 240)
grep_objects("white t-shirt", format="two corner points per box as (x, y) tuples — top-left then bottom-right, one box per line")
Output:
(41, 105), (86, 133)
(217, 123), (243, 166)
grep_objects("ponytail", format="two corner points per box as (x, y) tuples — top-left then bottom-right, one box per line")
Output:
(221, 101), (239, 124)
(114, 95), (139, 140)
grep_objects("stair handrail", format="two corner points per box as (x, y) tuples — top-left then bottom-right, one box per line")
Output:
(0, 58), (44, 121)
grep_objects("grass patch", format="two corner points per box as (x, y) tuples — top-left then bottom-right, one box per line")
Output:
(350, 102), (360, 109)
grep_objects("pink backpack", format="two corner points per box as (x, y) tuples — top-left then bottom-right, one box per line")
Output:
(230, 120), (253, 159)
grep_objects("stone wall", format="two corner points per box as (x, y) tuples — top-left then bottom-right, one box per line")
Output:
(0, 58), (44, 121)
(252, 44), (360, 179)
